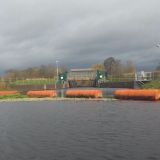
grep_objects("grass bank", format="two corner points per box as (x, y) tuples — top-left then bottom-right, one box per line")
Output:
(142, 81), (160, 89)
(9, 79), (55, 86)
(0, 94), (28, 99)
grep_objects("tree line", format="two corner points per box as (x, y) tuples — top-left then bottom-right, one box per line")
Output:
(92, 57), (136, 76)
(1, 57), (160, 80)
(92, 57), (160, 76)
(2, 65), (67, 80)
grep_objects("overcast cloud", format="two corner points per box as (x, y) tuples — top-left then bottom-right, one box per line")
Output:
(0, 0), (160, 73)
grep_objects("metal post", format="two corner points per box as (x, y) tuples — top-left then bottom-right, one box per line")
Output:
(55, 60), (59, 89)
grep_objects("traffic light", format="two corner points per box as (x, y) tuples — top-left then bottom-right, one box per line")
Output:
(58, 72), (67, 82)
(96, 70), (106, 80)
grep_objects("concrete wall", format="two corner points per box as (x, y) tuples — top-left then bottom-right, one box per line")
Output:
(99, 81), (134, 88)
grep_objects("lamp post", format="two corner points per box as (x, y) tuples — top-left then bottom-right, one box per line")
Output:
(155, 43), (160, 80)
(55, 60), (59, 89)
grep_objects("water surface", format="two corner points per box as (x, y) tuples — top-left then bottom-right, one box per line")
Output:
(0, 100), (160, 160)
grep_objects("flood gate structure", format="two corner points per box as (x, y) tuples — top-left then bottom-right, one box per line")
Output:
(66, 68), (105, 88)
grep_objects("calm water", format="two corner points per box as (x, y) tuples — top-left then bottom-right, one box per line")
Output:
(0, 100), (160, 160)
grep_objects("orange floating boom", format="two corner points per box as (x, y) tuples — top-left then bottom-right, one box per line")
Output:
(114, 89), (160, 101)
(0, 91), (19, 96)
(27, 90), (57, 98)
(66, 90), (103, 98)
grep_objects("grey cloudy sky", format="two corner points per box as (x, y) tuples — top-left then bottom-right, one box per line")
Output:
(0, 0), (160, 73)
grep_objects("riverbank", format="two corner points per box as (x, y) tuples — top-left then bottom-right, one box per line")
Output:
(0, 97), (117, 102)
(142, 81), (160, 89)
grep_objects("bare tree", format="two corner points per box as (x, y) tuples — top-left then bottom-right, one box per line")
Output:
(3, 64), (67, 80)
(123, 60), (136, 73)
(91, 64), (105, 71)
(104, 57), (122, 75)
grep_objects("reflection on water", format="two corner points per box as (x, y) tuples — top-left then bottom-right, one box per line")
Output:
(0, 101), (160, 160)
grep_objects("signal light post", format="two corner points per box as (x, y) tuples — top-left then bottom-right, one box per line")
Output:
(96, 70), (107, 87)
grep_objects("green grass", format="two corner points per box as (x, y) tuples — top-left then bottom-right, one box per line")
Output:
(0, 94), (28, 99)
(142, 81), (160, 89)
(10, 79), (56, 86)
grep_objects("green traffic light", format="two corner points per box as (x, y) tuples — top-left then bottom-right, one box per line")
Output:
(99, 75), (103, 79)
(59, 72), (67, 81)
(60, 76), (64, 80)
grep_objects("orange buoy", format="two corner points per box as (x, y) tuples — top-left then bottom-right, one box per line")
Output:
(27, 90), (57, 98)
(66, 90), (103, 98)
(114, 89), (160, 101)
(0, 91), (19, 96)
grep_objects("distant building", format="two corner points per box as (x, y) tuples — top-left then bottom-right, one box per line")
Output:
(67, 68), (97, 81)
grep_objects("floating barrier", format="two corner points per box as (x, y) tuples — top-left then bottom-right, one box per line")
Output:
(27, 90), (57, 98)
(0, 91), (19, 96)
(114, 89), (160, 101)
(66, 90), (103, 98)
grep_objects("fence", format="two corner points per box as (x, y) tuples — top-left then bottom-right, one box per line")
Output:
(0, 71), (160, 90)
(135, 71), (160, 81)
